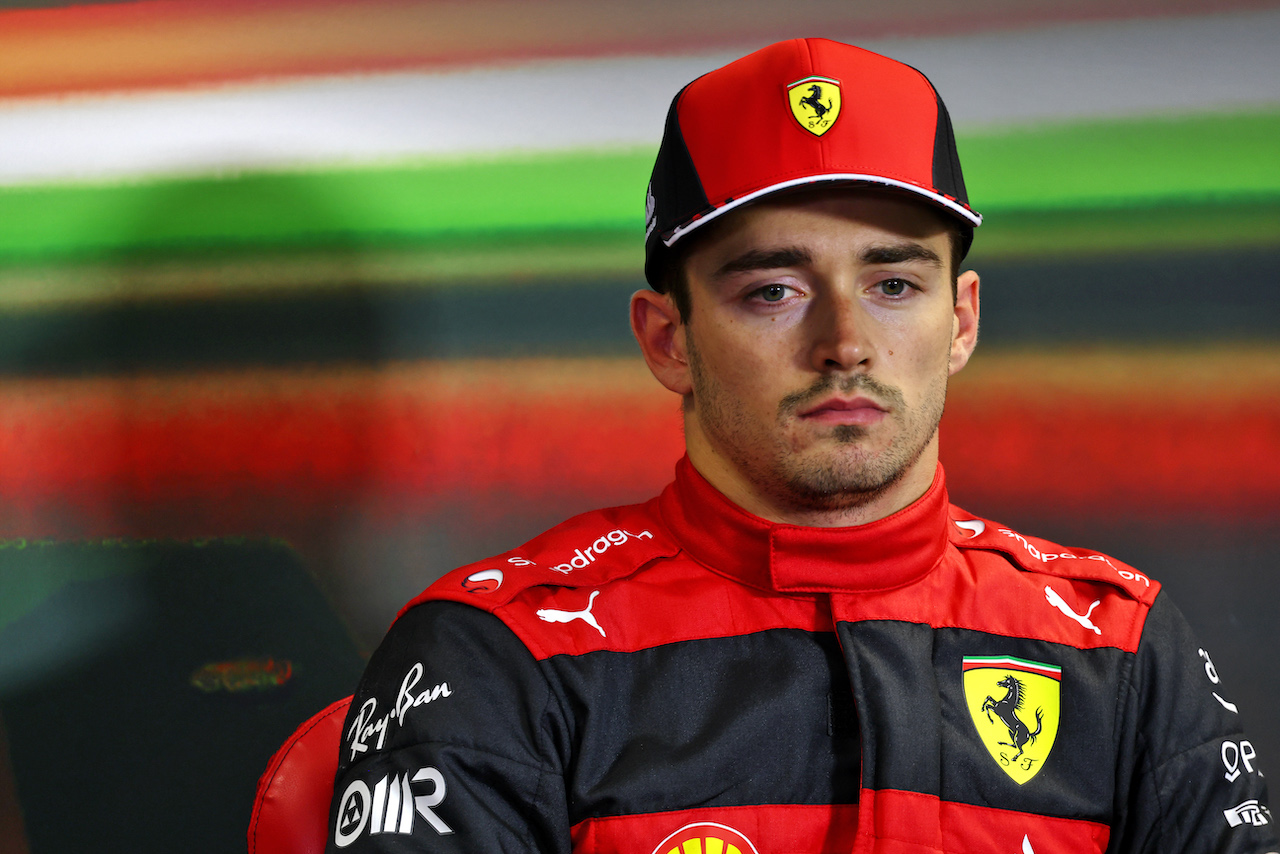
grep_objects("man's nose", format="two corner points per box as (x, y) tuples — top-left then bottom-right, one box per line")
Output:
(809, 291), (872, 372)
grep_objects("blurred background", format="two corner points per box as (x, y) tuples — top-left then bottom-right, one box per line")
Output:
(0, 0), (1276, 850)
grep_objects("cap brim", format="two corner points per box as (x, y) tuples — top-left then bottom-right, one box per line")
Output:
(661, 173), (982, 249)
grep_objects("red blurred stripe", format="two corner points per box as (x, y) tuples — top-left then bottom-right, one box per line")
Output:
(940, 393), (1280, 518)
(1, 0), (1266, 99)
(0, 358), (1274, 540)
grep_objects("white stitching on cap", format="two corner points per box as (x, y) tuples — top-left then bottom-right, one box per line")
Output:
(660, 173), (983, 248)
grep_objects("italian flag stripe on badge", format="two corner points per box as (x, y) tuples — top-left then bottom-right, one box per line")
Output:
(962, 656), (1062, 681)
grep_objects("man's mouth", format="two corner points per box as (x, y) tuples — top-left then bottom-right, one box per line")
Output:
(798, 396), (889, 426)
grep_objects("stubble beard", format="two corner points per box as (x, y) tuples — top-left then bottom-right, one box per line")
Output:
(687, 334), (948, 514)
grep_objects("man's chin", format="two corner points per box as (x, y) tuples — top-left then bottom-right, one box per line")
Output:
(773, 450), (905, 509)
(830, 423), (874, 443)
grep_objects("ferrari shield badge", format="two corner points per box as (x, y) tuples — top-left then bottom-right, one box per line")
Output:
(787, 76), (841, 136)
(963, 656), (1062, 784)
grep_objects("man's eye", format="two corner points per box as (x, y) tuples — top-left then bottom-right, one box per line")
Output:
(879, 278), (910, 296)
(757, 284), (790, 302)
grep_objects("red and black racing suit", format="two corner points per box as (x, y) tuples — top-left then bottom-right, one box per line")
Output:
(327, 457), (1277, 853)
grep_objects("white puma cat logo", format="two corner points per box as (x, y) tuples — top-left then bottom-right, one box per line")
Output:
(536, 590), (606, 637)
(1044, 585), (1102, 635)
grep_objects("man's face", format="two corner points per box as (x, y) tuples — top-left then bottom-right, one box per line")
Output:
(669, 188), (979, 522)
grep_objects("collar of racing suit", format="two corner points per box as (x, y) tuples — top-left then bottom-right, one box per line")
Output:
(657, 455), (951, 594)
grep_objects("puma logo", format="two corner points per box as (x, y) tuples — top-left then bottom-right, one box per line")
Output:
(1044, 585), (1102, 635)
(536, 590), (606, 637)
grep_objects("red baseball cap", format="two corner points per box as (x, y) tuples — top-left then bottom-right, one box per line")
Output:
(644, 38), (981, 289)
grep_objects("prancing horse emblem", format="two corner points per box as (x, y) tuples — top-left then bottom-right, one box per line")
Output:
(787, 75), (842, 136)
(981, 675), (1043, 763)
(798, 84), (831, 121)
(962, 656), (1061, 784)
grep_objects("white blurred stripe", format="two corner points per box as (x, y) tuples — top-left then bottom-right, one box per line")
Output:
(0, 55), (723, 185)
(884, 9), (1280, 127)
(0, 9), (1276, 187)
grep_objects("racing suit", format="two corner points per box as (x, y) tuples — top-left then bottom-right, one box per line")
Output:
(327, 457), (1277, 853)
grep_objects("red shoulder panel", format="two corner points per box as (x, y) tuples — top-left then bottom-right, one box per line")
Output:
(395, 496), (835, 661)
(396, 497), (679, 621)
(819, 546), (1149, 653)
(492, 556), (833, 660)
(946, 506), (1160, 605)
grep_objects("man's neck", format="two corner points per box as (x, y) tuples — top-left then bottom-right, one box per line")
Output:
(684, 434), (940, 529)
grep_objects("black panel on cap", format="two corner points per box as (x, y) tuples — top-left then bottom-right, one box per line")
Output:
(930, 93), (968, 208)
(644, 85), (713, 290)
(931, 92), (975, 261)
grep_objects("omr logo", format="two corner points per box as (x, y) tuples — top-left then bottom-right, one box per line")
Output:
(650, 822), (760, 854)
(334, 767), (452, 847)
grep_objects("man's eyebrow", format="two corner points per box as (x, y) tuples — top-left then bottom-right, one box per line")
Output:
(715, 247), (813, 277)
(860, 242), (944, 268)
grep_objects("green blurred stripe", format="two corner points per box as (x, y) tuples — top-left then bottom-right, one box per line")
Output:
(968, 200), (1280, 261)
(0, 110), (1276, 266)
(963, 109), (1280, 210)
(0, 149), (653, 260)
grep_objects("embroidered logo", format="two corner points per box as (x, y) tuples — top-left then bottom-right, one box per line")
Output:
(1044, 585), (1102, 635)
(462, 569), (503, 593)
(954, 519), (985, 538)
(787, 76), (842, 136)
(536, 590), (606, 637)
(650, 822), (760, 854)
(1225, 798), (1272, 828)
(963, 656), (1062, 785)
(549, 528), (654, 575)
(334, 767), (452, 847)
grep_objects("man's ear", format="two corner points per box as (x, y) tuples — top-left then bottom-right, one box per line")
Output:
(949, 270), (980, 376)
(630, 289), (692, 396)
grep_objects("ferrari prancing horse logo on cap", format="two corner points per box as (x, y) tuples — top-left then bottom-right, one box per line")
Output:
(787, 75), (842, 136)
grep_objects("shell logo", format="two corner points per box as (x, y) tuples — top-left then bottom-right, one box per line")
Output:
(649, 822), (760, 854)
(462, 569), (503, 593)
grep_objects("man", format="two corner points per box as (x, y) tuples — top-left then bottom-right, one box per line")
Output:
(327, 39), (1276, 853)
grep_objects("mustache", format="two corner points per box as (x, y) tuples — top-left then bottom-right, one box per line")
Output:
(778, 373), (904, 417)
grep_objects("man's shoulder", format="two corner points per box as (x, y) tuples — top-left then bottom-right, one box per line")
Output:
(397, 496), (680, 620)
(945, 503), (1160, 607)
